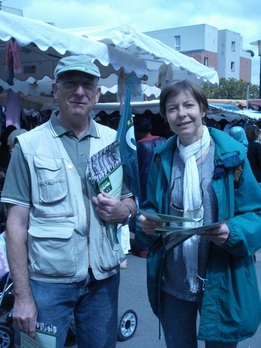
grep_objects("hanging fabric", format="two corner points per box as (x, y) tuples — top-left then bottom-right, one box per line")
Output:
(6, 38), (22, 85)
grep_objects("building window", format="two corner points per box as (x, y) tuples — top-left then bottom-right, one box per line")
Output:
(231, 41), (235, 51)
(204, 57), (208, 66)
(231, 61), (235, 71)
(174, 36), (180, 51)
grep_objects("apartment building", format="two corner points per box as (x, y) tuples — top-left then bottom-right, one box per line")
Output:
(145, 24), (252, 83)
(0, 4), (23, 16)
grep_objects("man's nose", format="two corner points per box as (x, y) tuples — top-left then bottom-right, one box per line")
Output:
(74, 84), (86, 94)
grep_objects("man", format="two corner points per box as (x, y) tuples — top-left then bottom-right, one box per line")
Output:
(133, 115), (166, 257)
(1, 55), (136, 348)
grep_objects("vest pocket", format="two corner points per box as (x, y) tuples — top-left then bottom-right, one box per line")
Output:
(28, 226), (77, 277)
(34, 157), (68, 203)
(99, 230), (124, 271)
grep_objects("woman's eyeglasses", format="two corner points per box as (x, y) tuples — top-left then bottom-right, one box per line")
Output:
(170, 176), (204, 214)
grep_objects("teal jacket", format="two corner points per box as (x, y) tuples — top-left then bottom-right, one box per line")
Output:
(137, 127), (261, 342)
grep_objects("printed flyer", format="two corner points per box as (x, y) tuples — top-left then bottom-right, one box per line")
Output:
(20, 322), (57, 348)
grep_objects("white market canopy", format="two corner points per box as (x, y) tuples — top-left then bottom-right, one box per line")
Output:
(0, 76), (161, 103)
(92, 100), (261, 123)
(0, 10), (148, 105)
(67, 24), (219, 87)
(0, 11), (155, 81)
(0, 12), (219, 108)
(0, 11), (109, 81)
(1, 12), (260, 124)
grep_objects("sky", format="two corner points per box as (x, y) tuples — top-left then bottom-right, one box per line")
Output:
(2, 0), (261, 86)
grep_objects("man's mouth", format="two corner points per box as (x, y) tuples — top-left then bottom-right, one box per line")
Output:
(70, 101), (86, 106)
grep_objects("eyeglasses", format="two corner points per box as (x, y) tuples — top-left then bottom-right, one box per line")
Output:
(58, 80), (98, 93)
(170, 176), (204, 214)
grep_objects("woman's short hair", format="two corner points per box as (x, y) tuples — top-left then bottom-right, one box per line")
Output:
(159, 80), (208, 117)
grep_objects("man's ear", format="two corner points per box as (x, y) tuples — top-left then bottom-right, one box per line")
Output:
(52, 83), (58, 100)
(95, 86), (101, 103)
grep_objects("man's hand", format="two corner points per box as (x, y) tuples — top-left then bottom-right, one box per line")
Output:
(6, 205), (37, 336)
(92, 191), (133, 223)
(13, 295), (37, 337)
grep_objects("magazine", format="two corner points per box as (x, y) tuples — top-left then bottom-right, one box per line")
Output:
(88, 140), (123, 247)
(20, 322), (57, 348)
(139, 209), (226, 251)
(139, 209), (203, 224)
(0, 232), (9, 276)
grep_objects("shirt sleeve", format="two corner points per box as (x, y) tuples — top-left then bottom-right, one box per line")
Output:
(1, 143), (133, 205)
(1, 142), (31, 207)
(120, 175), (134, 199)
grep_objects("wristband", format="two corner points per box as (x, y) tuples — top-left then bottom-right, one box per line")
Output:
(121, 205), (133, 225)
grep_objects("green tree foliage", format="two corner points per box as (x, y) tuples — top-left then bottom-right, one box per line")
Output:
(201, 78), (259, 100)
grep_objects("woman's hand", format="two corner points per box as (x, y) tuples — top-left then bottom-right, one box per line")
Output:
(204, 223), (230, 245)
(138, 214), (164, 235)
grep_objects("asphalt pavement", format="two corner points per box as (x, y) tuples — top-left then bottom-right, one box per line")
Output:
(117, 248), (261, 348)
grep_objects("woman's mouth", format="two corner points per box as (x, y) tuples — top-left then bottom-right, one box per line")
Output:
(177, 121), (191, 127)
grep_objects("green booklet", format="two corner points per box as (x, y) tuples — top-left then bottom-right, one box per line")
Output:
(139, 209), (226, 251)
(139, 209), (203, 223)
(20, 322), (57, 348)
(88, 140), (123, 248)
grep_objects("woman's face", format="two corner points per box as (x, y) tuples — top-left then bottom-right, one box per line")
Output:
(165, 90), (205, 146)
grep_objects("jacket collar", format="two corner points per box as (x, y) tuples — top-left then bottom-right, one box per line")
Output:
(154, 127), (245, 178)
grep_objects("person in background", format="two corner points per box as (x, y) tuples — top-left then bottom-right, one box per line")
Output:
(137, 80), (261, 347)
(229, 126), (248, 152)
(7, 128), (28, 156)
(0, 124), (16, 171)
(0, 127), (26, 188)
(133, 115), (166, 257)
(0, 128), (28, 230)
(1, 55), (136, 348)
(245, 125), (261, 184)
(134, 115), (166, 204)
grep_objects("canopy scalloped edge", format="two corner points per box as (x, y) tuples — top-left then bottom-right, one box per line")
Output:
(0, 11), (147, 78)
(67, 24), (219, 85)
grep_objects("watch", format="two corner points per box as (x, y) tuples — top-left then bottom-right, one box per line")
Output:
(121, 206), (133, 225)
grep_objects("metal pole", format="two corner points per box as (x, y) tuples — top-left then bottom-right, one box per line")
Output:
(246, 83), (250, 109)
(259, 55), (261, 99)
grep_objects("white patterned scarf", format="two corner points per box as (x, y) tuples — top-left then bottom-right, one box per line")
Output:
(177, 125), (210, 293)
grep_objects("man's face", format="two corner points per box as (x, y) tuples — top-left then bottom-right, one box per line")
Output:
(52, 71), (101, 121)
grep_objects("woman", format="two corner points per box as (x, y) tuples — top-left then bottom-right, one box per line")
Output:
(245, 125), (261, 184)
(137, 80), (261, 348)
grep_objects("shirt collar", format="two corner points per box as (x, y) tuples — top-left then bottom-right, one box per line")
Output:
(50, 110), (99, 138)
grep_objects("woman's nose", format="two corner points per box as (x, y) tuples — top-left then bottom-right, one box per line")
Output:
(178, 105), (186, 117)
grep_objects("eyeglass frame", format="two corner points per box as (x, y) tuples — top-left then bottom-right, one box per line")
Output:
(170, 176), (205, 214)
(57, 80), (98, 93)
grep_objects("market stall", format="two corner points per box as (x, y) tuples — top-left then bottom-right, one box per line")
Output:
(0, 11), (219, 121)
